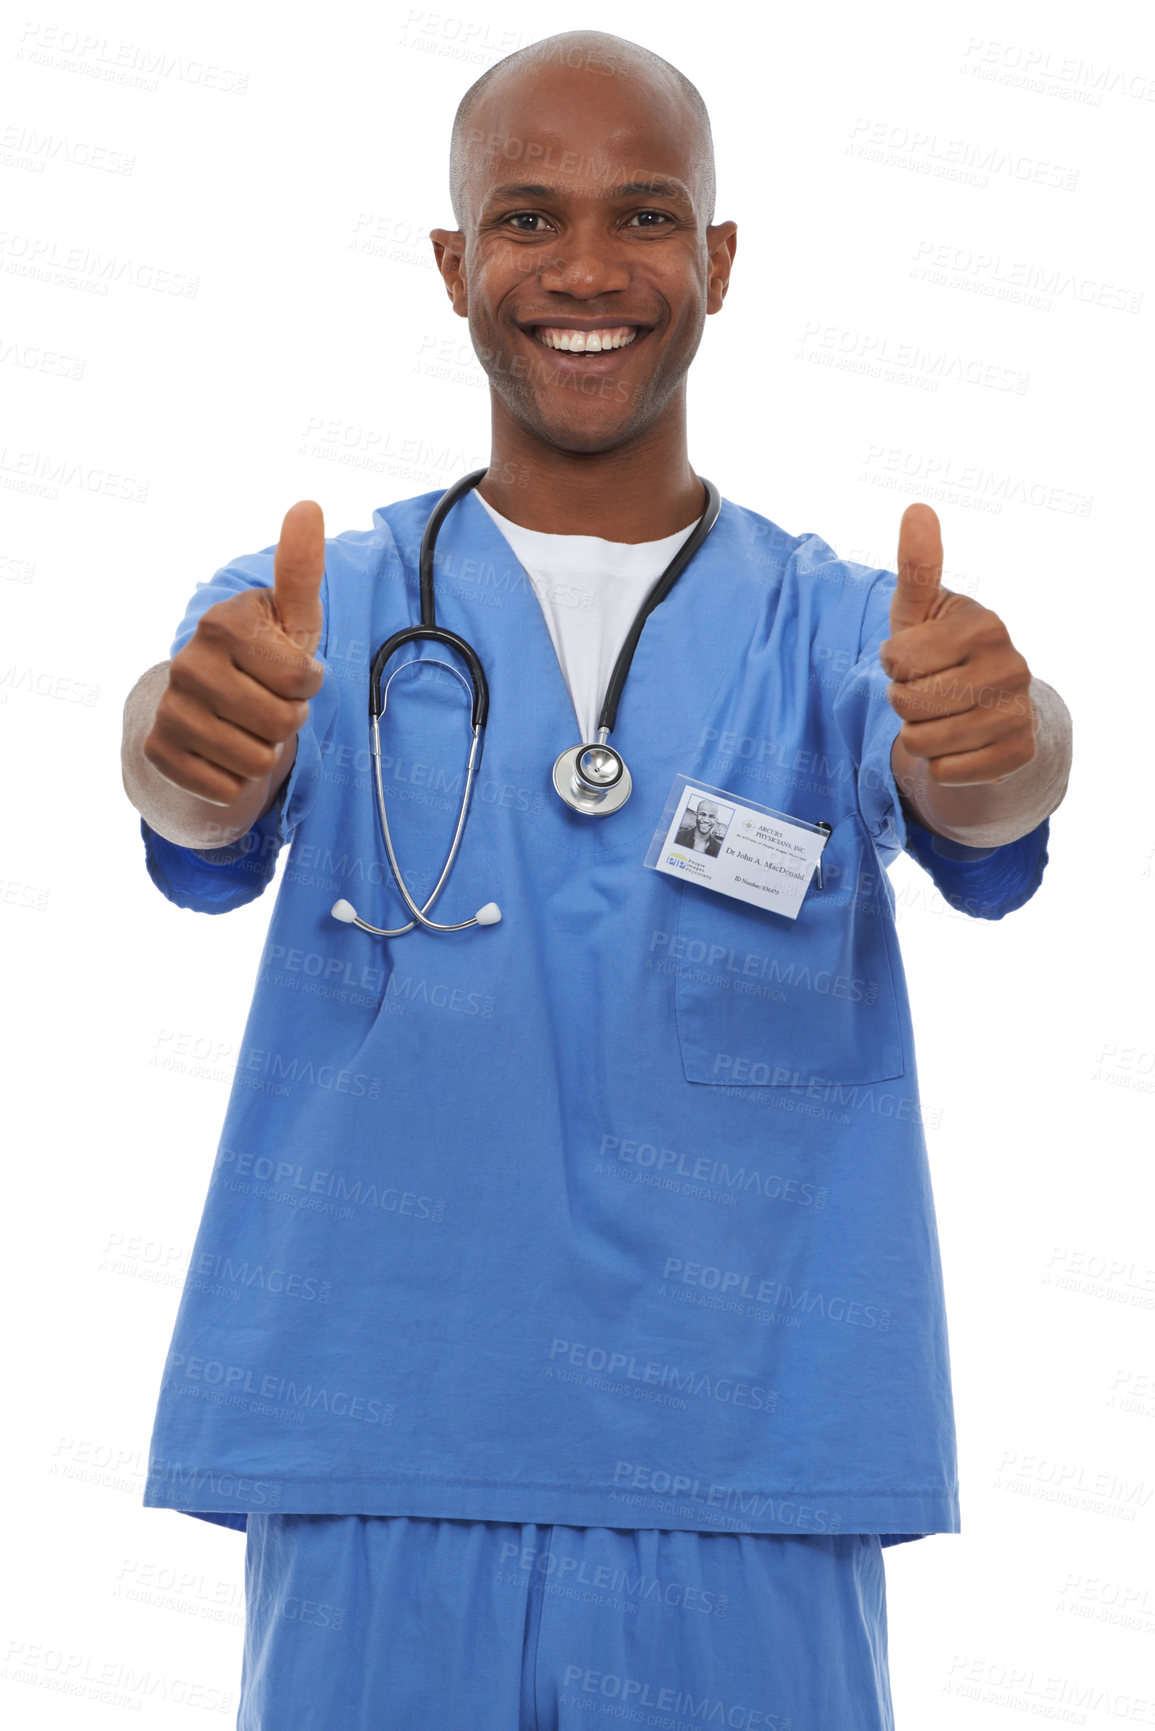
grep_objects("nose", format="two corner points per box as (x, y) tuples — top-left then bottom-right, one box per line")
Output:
(537, 221), (631, 297)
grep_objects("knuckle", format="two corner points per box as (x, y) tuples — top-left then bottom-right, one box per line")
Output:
(162, 686), (206, 737)
(285, 666), (320, 703)
(142, 731), (170, 775)
(148, 702), (182, 747)
(167, 651), (210, 698)
(970, 615), (1005, 655)
(272, 701), (309, 741)
(195, 608), (235, 649)
(250, 738), (279, 774)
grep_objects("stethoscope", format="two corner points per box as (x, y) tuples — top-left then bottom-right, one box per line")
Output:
(331, 467), (721, 938)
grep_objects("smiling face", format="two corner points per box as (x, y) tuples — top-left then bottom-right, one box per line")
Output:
(694, 800), (719, 835)
(431, 49), (736, 459)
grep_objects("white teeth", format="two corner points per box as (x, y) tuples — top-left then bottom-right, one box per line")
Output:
(534, 327), (639, 353)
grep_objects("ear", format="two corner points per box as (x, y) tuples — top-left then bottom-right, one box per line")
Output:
(705, 221), (737, 314)
(430, 228), (468, 317)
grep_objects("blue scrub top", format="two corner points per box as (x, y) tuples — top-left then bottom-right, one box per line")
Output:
(140, 486), (1050, 1545)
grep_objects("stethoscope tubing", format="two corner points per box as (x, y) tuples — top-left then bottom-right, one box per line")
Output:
(341, 466), (722, 935)
(418, 467), (490, 630)
(414, 467), (720, 738)
(596, 475), (720, 735)
(368, 714), (485, 935)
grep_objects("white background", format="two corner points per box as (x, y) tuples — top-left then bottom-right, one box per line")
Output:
(2, 0), (1153, 1724)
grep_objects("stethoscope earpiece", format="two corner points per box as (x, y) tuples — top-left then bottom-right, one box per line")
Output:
(332, 897), (501, 930)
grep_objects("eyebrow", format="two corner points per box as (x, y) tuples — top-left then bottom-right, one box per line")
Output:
(488, 180), (693, 208)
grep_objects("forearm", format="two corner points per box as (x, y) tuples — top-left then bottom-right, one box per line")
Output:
(890, 675), (1072, 848)
(121, 661), (297, 850)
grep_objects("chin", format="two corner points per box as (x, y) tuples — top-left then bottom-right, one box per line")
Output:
(524, 406), (649, 457)
(494, 379), (654, 457)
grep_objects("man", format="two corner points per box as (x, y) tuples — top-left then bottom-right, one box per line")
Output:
(674, 797), (725, 855)
(121, 29), (1072, 1730)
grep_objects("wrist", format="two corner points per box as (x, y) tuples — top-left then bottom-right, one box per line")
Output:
(891, 676), (1071, 849)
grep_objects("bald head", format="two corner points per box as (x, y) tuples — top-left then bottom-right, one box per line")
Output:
(449, 30), (716, 233)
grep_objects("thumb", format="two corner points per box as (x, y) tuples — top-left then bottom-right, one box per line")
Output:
(889, 502), (943, 636)
(273, 500), (325, 658)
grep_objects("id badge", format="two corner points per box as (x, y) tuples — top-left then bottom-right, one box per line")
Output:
(644, 774), (831, 921)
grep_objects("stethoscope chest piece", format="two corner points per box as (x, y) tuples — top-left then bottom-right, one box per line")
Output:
(552, 741), (633, 815)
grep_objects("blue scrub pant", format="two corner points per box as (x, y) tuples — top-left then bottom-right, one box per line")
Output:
(237, 1515), (894, 1729)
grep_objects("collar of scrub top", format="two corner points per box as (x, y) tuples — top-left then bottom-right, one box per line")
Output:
(399, 468), (722, 816)
(371, 466), (720, 725)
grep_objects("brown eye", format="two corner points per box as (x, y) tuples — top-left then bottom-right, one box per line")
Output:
(503, 213), (551, 233)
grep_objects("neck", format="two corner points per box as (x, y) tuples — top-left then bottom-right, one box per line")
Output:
(476, 394), (704, 541)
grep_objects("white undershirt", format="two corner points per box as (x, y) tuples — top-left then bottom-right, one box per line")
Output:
(474, 492), (698, 743)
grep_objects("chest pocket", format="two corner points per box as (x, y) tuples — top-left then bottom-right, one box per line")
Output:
(671, 814), (905, 1087)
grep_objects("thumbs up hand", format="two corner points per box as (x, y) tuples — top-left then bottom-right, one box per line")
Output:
(880, 503), (1036, 788)
(143, 501), (327, 806)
